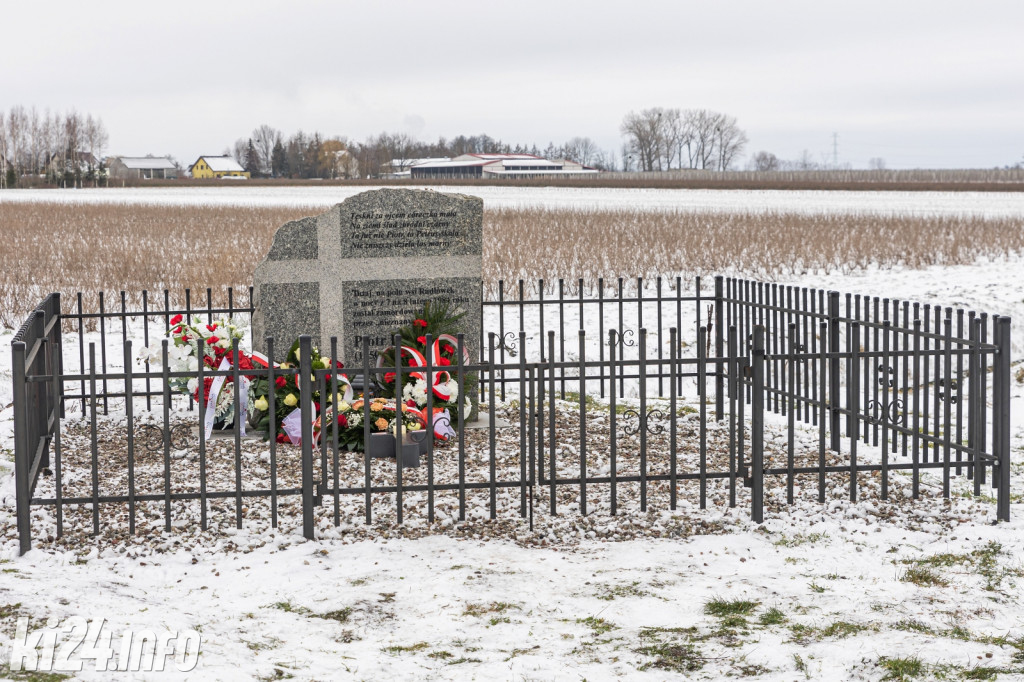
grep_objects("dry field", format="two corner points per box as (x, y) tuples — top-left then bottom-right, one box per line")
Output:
(1, 201), (1022, 326)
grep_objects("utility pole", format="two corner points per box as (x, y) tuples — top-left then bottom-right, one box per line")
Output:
(832, 132), (839, 168)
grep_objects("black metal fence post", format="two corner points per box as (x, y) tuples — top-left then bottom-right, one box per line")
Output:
(828, 291), (841, 451)
(12, 339), (31, 555)
(299, 335), (315, 540)
(994, 316), (1012, 522)
(715, 275), (724, 420)
(751, 325), (765, 523)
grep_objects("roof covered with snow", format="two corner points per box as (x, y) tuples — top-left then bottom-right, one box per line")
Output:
(196, 156), (245, 172)
(115, 157), (177, 170)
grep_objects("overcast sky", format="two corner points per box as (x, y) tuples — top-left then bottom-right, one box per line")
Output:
(4, 1), (1022, 170)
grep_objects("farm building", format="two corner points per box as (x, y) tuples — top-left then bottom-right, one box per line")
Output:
(409, 154), (598, 179)
(189, 156), (249, 179)
(107, 156), (178, 180)
(45, 150), (99, 175)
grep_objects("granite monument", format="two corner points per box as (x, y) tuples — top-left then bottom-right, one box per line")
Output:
(252, 188), (483, 407)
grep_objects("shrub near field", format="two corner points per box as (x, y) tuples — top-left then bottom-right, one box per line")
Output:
(0, 202), (1022, 326)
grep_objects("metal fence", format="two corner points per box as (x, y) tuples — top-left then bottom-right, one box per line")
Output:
(10, 277), (1013, 554)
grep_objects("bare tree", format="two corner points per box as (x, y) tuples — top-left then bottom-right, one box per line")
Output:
(229, 138), (248, 167)
(562, 137), (600, 165)
(868, 157), (887, 170)
(749, 151), (780, 171)
(715, 114), (748, 170)
(620, 108), (666, 171)
(83, 114), (108, 184)
(251, 124), (280, 176)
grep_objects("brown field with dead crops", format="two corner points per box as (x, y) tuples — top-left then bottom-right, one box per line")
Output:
(1, 201), (1022, 326)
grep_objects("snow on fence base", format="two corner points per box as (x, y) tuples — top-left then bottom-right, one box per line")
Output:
(10, 277), (1013, 555)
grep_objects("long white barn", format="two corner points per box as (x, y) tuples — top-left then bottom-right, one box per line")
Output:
(410, 154), (598, 179)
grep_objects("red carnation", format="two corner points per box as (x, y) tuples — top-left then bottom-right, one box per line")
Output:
(416, 335), (427, 345)
(170, 314), (183, 326)
(336, 414), (348, 428)
(437, 357), (451, 366)
(414, 319), (427, 328)
(335, 360), (344, 369)
(208, 335), (220, 345)
(275, 376), (287, 389)
(443, 344), (455, 355)
(384, 372), (396, 384)
(276, 433), (289, 444)
(406, 399), (416, 407)
(206, 324), (216, 332)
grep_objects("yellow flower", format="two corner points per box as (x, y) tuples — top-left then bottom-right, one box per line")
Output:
(407, 422), (421, 431)
(254, 396), (269, 411)
(374, 417), (388, 431)
(338, 401), (351, 412)
(284, 393), (298, 407)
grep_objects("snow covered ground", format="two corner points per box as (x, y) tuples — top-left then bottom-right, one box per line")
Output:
(0, 192), (1022, 679)
(3, 184), (1024, 218)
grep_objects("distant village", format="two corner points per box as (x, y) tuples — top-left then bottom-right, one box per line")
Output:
(103, 153), (600, 182)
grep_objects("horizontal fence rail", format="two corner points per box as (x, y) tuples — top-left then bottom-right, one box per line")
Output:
(10, 277), (1014, 554)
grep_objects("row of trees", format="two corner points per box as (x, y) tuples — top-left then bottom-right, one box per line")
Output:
(226, 127), (619, 179)
(620, 108), (748, 171)
(0, 106), (108, 187)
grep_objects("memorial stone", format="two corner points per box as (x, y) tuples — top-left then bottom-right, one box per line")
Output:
(252, 188), (483, 416)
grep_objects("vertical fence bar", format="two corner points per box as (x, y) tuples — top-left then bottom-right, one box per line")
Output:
(519, 331), (528, 518)
(818, 321), (828, 503)
(498, 282), (506, 401)
(13, 339), (31, 554)
(849, 323), (860, 502)
(955, 309), (965, 475)
(726, 326), (736, 508)
(598, 279), (606, 398)
(558, 279), (566, 399)
(267, 337), (278, 528)
(119, 340), (134, 536)
(394, 333), (404, 524)
(715, 276), (724, 420)
(751, 326), (765, 523)
(639, 328), (649, 512)
(912, 318), (921, 499)
(609, 330), (618, 516)
(942, 315), (953, 499)
(331, 337), (341, 526)
(299, 335), (315, 540)
(159, 340), (171, 532)
(979, 314), (989, 486)
(670, 327), (679, 510)
(828, 292), (841, 451)
(233, 339), (244, 527)
(657, 277), (664, 397)
(488, 333), (497, 519)
(548, 330), (557, 515)
(697, 327), (707, 509)
(457, 334), (467, 522)
(52, 335), (65, 538)
(922, 305), (932, 464)
(787, 323), (796, 505)
(99, 291), (109, 415)
(578, 329), (587, 516)
(881, 321), (890, 500)
(993, 316), (1011, 522)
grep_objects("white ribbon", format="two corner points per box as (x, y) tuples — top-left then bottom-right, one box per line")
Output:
(203, 358), (248, 440)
